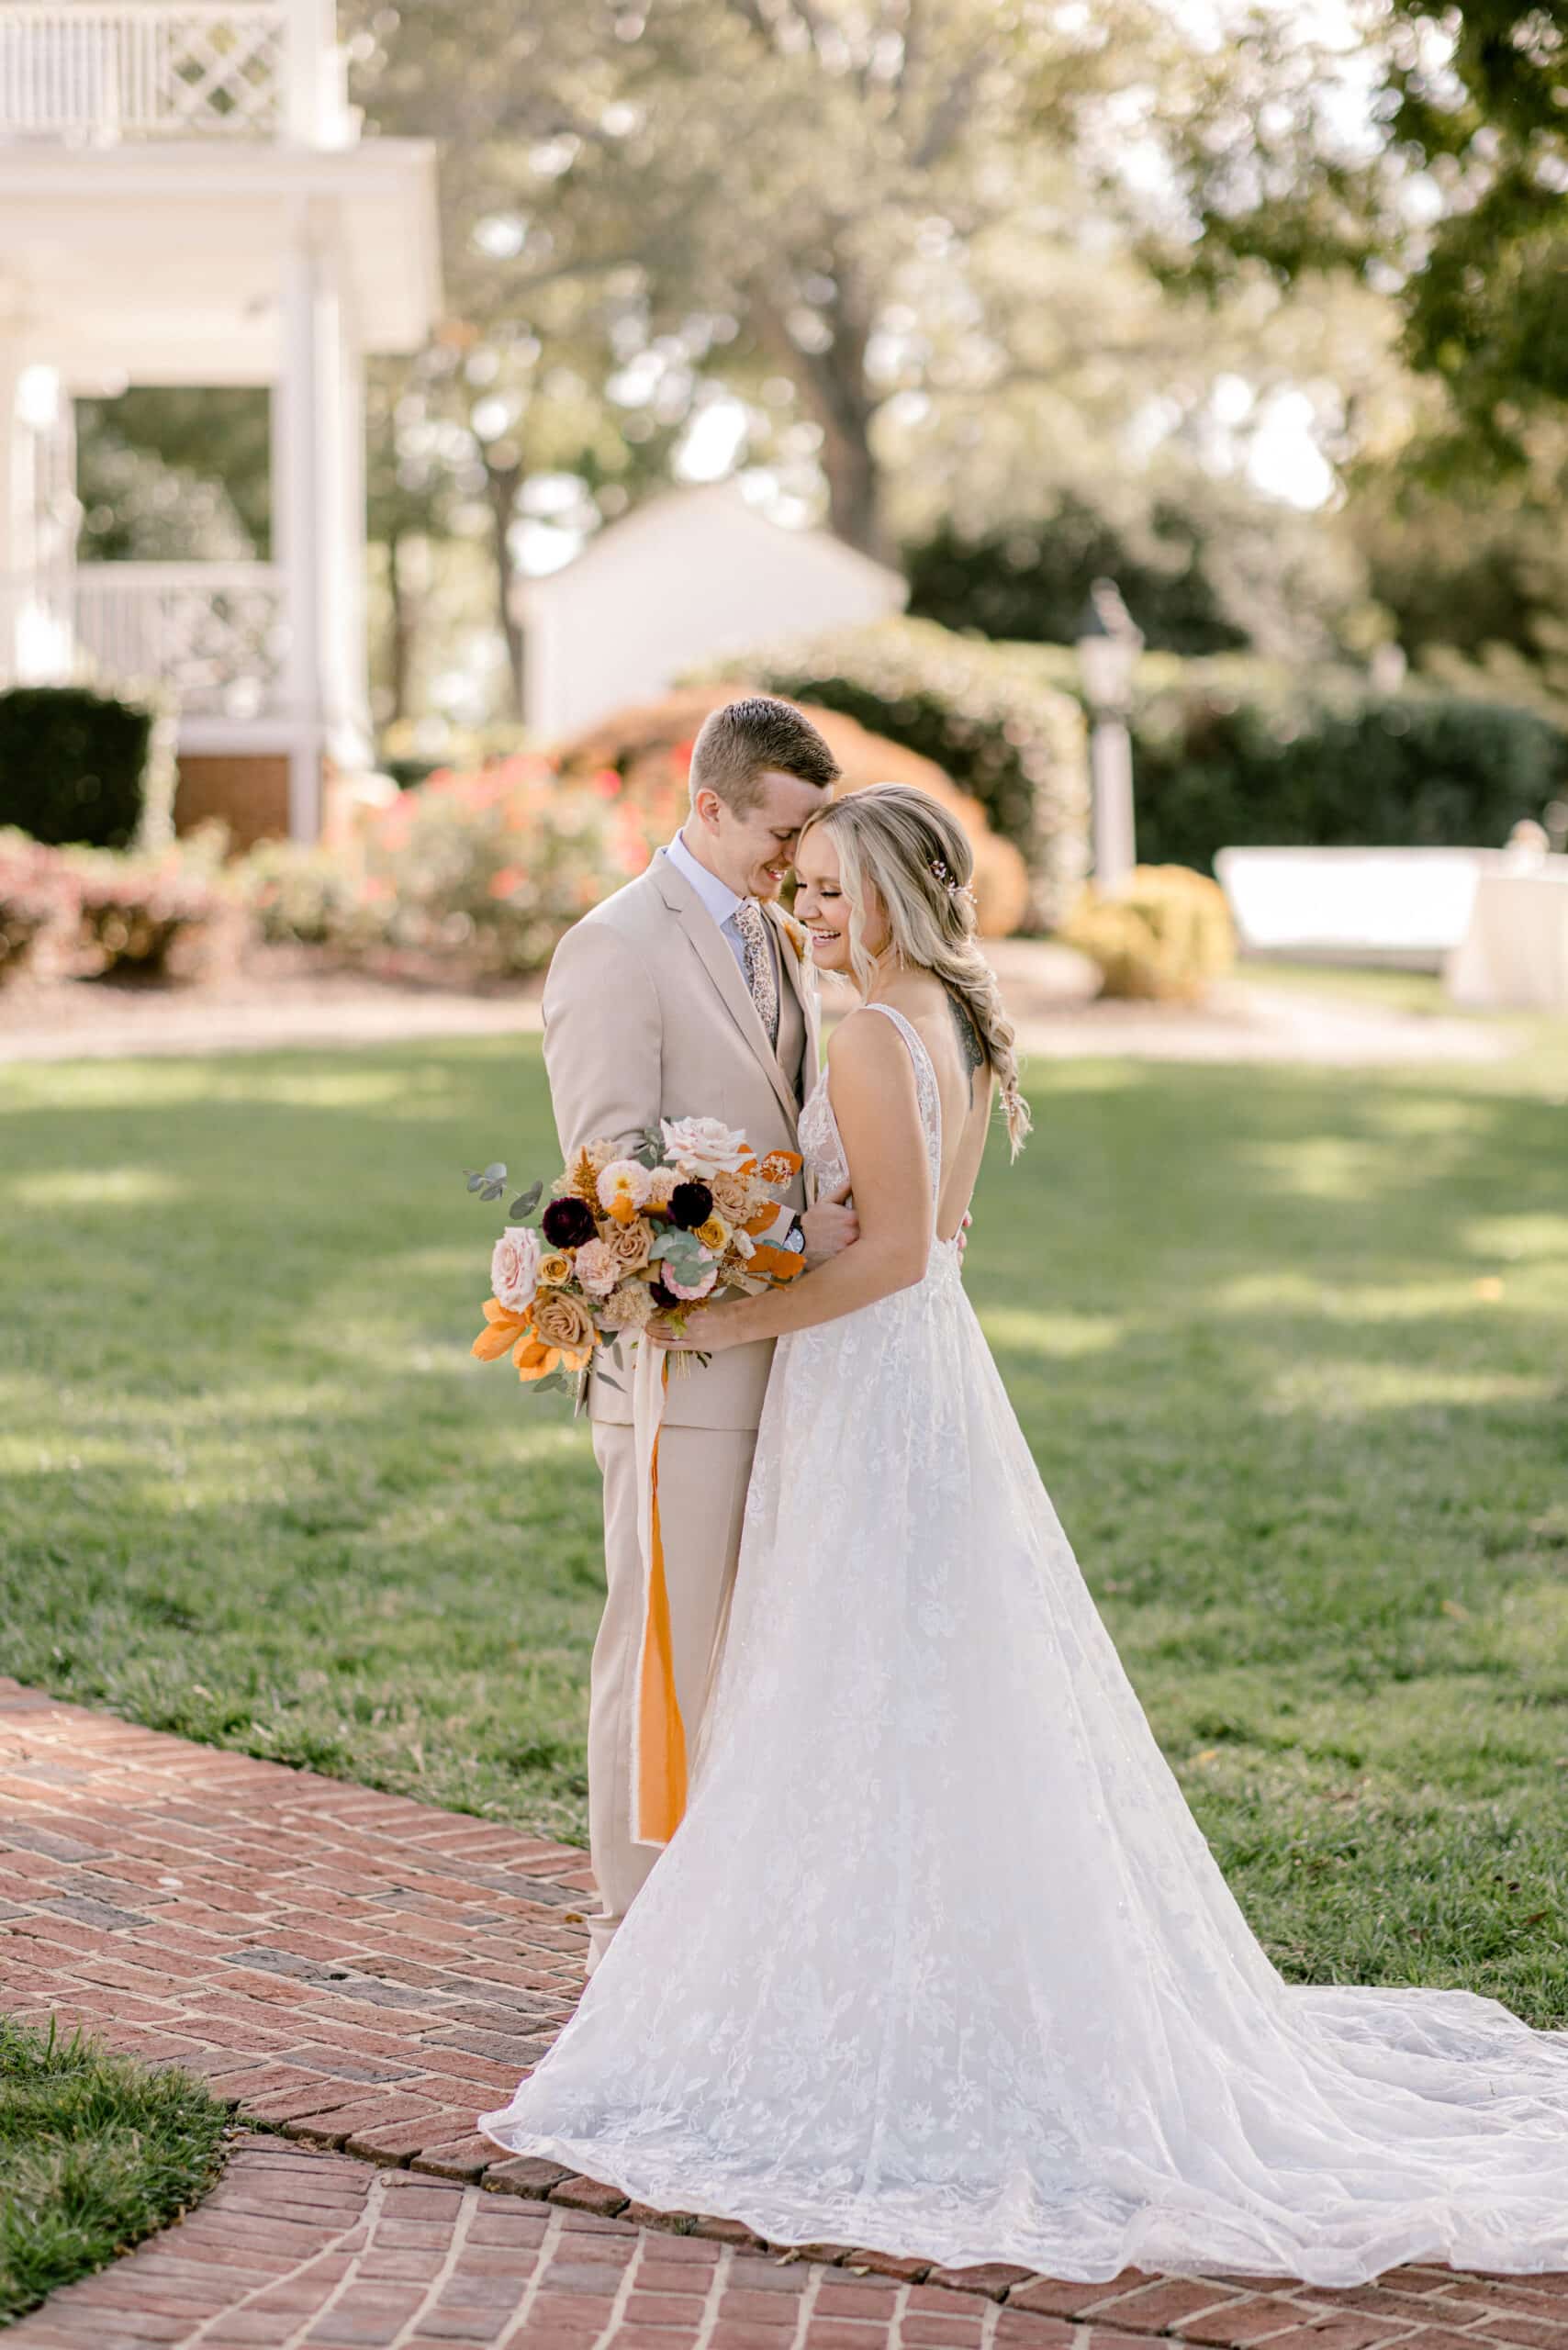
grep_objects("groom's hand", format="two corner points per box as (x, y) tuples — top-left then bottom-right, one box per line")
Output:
(800, 1181), (857, 1266)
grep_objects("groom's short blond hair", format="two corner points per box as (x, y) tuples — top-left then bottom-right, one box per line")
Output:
(689, 697), (841, 815)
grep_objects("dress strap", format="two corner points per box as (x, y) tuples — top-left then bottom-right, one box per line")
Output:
(861, 1002), (943, 1195)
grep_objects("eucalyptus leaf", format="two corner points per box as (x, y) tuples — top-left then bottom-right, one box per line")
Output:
(481, 1181), (506, 1202)
(595, 1370), (623, 1393)
(465, 1172), (486, 1193)
(532, 1371), (568, 1396)
(483, 1162), (508, 1183)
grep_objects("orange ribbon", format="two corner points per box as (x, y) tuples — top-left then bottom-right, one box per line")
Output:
(630, 1345), (686, 1846)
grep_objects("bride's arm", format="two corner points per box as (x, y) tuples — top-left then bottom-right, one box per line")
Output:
(652, 1012), (933, 1351)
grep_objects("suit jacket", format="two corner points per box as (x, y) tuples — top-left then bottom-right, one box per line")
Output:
(541, 849), (823, 1431)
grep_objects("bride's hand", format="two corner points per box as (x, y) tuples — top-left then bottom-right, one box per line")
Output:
(647, 1302), (741, 1352)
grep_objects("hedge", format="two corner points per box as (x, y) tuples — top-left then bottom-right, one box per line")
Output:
(702, 618), (1091, 927)
(723, 626), (1566, 886)
(0, 686), (160, 851)
(1124, 664), (1568, 874)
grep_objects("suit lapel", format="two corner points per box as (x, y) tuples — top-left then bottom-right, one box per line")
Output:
(653, 855), (800, 1128)
(767, 901), (820, 1090)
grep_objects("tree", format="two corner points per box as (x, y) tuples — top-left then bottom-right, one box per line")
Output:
(349, 0), (1229, 576)
(1160, 0), (1568, 480)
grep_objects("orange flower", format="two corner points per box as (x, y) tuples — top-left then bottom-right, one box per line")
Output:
(510, 1332), (593, 1382)
(471, 1297), (532, 1360)
(756, 1149), (802, 1184)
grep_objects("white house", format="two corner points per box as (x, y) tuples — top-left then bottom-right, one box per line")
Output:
(0, 0), (441, 842)
(517, 483), (909, 744)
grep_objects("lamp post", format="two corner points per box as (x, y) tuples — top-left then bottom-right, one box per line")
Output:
(1076, 576), (1143, 897)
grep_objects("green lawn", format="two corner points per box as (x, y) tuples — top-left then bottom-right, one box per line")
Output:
(3, 1022), (1567, 2020)
(0, 2016), (228, 2322)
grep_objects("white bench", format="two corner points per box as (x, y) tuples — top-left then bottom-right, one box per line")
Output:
(1215, 846), (1496, 970)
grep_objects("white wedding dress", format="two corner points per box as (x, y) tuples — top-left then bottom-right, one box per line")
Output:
(480, 1004), (1568, 2285)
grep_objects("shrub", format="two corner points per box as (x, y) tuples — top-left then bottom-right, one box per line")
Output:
(1060, 865), (1236, 1002)
(241, 755), (649, 976)
(554, 683), (1032, 935)
(0, 686), (162, 850)
(703, 619), (1090, 926)
(1126, 670), (1568, 872)
(365, 757), (643, 973)
(66, 844), (222, 980)
(0, 831), (72, 985)
(243, 838), (370, 947)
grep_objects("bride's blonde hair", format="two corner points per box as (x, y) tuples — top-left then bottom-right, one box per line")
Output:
(799, 783), (1032, 1157)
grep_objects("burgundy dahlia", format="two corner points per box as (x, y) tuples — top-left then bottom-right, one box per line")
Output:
(542, 1195), (598, 1249)
(669, 1181), (713, 1231)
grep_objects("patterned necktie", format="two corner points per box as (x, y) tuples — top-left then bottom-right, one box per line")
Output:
(733, 899), (779, 1050)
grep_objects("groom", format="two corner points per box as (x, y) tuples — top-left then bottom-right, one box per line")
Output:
(542, 696), (857, 1972)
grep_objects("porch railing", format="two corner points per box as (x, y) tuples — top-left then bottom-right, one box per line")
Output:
(0, 2), (351, 144)
(0, 562), (287, 718)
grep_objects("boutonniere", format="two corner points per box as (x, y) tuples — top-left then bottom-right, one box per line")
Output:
(772, 906), (811, 967)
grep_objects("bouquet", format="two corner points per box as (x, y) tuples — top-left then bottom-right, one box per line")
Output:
(467, 1115), (804, 1394)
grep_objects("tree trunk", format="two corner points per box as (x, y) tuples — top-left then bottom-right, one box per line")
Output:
(386, 524), (412, 724)
(484, 457), (526, 721)
(750, 280), (890, 565)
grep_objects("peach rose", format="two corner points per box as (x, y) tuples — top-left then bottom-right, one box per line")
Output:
(603, 1218), (653, 1273)
(708, 1169), (755, 1220)
(531, 1289), (597, 1354)
(574, 1238), (621, 1297)
(491, 1225), (543, 1314)
(662, 1254), (718, 1303)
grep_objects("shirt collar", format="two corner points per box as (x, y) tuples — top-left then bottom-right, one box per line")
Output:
(666, 828), (746, 932)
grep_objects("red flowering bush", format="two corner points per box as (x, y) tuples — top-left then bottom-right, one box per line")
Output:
(0, 829), (70, 985)
(67, 841), (224, 979)
(240, 755), (655, 976)
(551, 688), (1031, 935)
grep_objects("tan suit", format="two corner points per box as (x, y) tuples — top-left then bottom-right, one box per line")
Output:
(541, 850), (822, 1965)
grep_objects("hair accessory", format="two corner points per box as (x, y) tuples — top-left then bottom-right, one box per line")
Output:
(929, 856), (977, 910)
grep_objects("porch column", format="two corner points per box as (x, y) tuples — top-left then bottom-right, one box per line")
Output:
(274, 212), (325, 839)
(323, 301), (372, 774)
(0, 341), (20, 683)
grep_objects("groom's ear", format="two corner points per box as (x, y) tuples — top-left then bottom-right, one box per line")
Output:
(690, 786), (725, 834)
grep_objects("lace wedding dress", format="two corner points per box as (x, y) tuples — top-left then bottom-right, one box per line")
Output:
(480, 1004), (1568, 2285)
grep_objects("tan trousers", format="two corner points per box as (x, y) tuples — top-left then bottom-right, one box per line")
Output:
(586, 1419), (757, 1973)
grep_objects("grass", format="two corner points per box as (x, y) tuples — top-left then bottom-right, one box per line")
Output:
(0, 2015), (229, 2322)
(3, 1018), (1567, 2020)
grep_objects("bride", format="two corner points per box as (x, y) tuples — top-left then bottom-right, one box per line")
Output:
(480, 783), (1568, 2286)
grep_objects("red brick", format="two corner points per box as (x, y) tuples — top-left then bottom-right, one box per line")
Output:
(1181, 2300), (1319, 2348)
(1111, 2281), (1258, 2332)
(925, 2261), (1039, 2300)
(846, 2248), (930, 2280)
(624, 2290), (709, 2324)
(411, 2134), (501, 2182)
(483, 2154), (573, 2199)
(548, 2174), (630, 2217)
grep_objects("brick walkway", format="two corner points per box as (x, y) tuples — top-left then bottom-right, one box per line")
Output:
(5, 1681), (1567, 2350)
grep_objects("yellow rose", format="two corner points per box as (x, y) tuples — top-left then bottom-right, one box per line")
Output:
(539, 1252), (573, 1286)
(695, 1214), (730, 1252)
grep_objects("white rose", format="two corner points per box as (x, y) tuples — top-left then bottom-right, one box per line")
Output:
(659, 1115), (751, 1179)
(491, 1225), (543, 1313)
